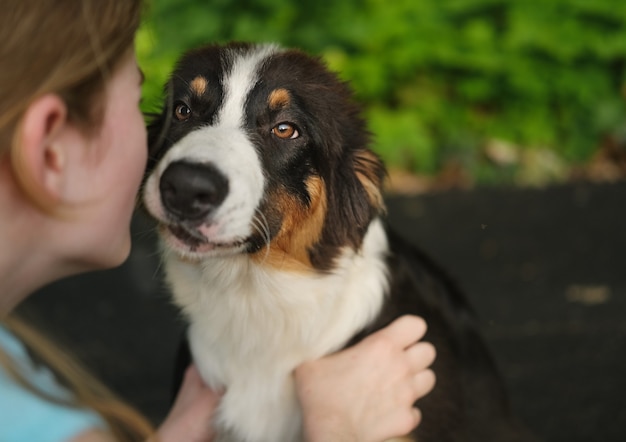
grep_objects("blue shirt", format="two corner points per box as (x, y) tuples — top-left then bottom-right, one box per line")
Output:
(0, 325), (106, 442)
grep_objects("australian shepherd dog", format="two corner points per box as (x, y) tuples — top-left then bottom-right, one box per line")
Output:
(142, 42), (531, 442)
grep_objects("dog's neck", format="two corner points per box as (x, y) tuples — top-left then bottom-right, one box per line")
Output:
(164, 218), (388, 373)
(162, 219), (388, 441)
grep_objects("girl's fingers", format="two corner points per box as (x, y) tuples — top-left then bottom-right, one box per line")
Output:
(413, 368), (436, 399)
(379, 315), (428, 349)
(406, 341), (437, 371)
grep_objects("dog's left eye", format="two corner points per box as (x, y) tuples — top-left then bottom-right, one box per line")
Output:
(174, 102), (192, 121)
(272, 123), (299, 140)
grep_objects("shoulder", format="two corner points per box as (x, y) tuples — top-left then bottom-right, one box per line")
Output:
(0, 325), (107, 442)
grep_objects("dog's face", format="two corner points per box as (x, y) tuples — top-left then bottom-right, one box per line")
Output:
(142, 43), (385, 271)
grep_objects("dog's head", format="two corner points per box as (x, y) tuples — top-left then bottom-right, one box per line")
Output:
(142, 43), (385, 271)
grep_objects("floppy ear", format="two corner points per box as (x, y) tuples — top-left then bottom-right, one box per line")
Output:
(13, 94), (70, 204)
(331, 147), (386, 247)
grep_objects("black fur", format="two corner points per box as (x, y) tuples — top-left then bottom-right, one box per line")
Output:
(347, 228), (535, 440)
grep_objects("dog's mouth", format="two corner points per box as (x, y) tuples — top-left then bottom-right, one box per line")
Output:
(162, 223), (247, 255)
(168, 224), (206, 246)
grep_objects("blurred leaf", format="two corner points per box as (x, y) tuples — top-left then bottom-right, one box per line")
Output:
(139, 0), (626, 184)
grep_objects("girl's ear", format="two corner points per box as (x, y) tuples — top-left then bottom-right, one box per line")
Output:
(13, 94), (71, 204)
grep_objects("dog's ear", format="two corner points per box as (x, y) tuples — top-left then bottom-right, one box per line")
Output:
(136, 107), (170, 215)
(302, 61), (387, 258)
(145, 107), (171, 174)
(354, 148), (386, 215)
(145, 76), (178, 175)
(309, 143), (385, 270)
(328, 145), (386, 249)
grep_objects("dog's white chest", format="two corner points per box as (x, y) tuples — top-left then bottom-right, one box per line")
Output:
(190, 324), (305, 442)
(164, 220), (389, 442)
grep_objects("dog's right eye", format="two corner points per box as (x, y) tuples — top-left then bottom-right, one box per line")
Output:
(174, 102), (192, 121)
(272, 122), (299, 140)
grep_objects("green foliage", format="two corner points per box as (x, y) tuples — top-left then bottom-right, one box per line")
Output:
(138, 0), (626, 184)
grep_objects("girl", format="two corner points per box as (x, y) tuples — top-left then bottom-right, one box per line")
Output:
(0, 1), (436, 441)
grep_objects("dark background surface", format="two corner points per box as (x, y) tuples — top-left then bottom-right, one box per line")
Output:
(20, 181), (626, 441)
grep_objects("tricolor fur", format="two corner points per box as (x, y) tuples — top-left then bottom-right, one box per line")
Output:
(142, 43), (532, 442)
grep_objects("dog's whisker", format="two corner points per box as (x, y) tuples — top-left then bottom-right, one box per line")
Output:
(251, 210), (271, 262)
(151, 257), (164, 280)
(132, 226), (159, 240)
(251, 218), (270, 253)
(250, 209), (268, 239)
(256, 210), (271, 244)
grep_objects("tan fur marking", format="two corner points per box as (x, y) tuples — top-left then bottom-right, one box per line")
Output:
(268, 88), (291, 110)
(190, 76), (208, 96)
(251, 177), (327, 272)
(355, 150), (385, 211)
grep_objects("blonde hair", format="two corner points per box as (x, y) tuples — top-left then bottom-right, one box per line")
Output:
(0, 0), (156, 439)
(0, 0), (143, 210)
(1, 317), (154, 441)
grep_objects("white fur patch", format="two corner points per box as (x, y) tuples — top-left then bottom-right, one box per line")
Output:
(142, 45), (281, 258)
(218, 44), (280, 128)
(145, 126), (264, 244)
(165, 219), (389, 442)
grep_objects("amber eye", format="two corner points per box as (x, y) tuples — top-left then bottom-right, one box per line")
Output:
(272, 123), (299, 140)
(174, 102), (192, 121)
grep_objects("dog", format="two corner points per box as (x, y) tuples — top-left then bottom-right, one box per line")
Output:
(141, 42), (532, 442)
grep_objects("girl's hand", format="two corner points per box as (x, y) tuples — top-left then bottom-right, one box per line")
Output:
(155, 364), (222, 442)
(295, 315), (436, 442)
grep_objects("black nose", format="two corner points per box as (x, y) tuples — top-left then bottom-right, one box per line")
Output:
(159, 161), (229, 221)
